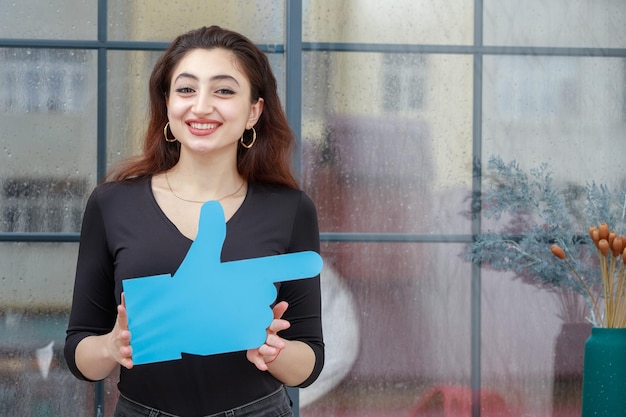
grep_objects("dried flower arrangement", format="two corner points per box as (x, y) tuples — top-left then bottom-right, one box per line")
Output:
(465, 156), (626, 326)
(551, 223), (626, 328)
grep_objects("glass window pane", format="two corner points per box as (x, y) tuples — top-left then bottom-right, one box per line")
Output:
(0, 1), (97, 40)
(301, 52), (473, 234)
(0, 49), (98, 233)
(483, 55), (626, 188)
(481, 270), (589, 415)
(484, 0), (626, 48)
(107, 50), (160, 170)
(108, 0), (284, 43)
(1, 242), (77, 308)
(0, 243), (92, 415)
(480, 55), (626, 416)
(303, 0), (473, 45)
(268, 53), (286, 104)
(300, 242), (471, 415)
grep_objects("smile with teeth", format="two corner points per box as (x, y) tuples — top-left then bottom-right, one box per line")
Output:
(189, 122), (218, 130)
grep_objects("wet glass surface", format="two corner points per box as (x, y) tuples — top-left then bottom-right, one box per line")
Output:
(0, 1), (97, 40)
(0, 48), (97, 233)
(108, 0), (284, 43)
(2, 1), (623, 416)
(484, 0), (626, 48)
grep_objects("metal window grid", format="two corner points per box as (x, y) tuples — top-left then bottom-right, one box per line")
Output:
(1, 1), (625, 416)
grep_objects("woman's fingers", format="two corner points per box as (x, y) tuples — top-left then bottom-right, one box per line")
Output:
(264, 333), (285, 351)
(268, 318), (290, 334)
(246, 301), (291, 371)
(268, 301), (290, 333)
(115, 329), (133, 369)
(246, 349), (268, 371)
(272, 301), (289, 320)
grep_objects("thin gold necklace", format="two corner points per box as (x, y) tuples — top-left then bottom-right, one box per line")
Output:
(165, 172), (245, 203)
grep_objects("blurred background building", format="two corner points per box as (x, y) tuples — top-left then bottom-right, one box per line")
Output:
(1, 1), (625, 416)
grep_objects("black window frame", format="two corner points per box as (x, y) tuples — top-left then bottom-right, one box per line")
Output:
(1, 1), (625, 416)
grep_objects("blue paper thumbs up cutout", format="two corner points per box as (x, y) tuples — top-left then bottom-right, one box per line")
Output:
(122, 201), (323, 365)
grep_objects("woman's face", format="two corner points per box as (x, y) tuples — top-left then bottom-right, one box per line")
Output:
(166, 48), (263, 157)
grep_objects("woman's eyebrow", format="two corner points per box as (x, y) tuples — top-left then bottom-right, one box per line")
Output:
(174, 72), (240, 86)
(173, 72), (198, 83)
(210, 74), (240, 86)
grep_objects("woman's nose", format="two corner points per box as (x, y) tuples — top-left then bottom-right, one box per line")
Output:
(192, 91), (214, 114)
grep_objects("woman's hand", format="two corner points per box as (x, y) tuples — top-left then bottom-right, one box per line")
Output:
(75, 293), (133, 380)
(246, 301), (290, 371)
(107, 294), (134, 370)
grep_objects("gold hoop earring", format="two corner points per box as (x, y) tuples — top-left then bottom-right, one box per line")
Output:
(240, 127), (257, 149)
(164, 122), (177, 142)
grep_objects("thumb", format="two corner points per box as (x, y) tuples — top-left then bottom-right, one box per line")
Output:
(117, 293), (129, 331)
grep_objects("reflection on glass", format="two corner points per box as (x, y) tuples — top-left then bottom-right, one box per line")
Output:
(107, 50), (162, 170)
(1, 178), (87, 233)
(301, 243), (471, 416)
(1, 49), (90, 114)
(0, 49), (97, 233)
(484, 0), (626, 48)
(0, 309), (93, 416)
(479, 55), (626, 417)
(107, 0), (284, 43)
(483, 55), (626, 188)
(0, 242), (87, 415)
(303, 0), (473, 45)
(301, 52), (473, 234)
(0, 0), (96, 40)
(267, 53), (285, 103)
(479, 269), (589, 416)
(3, 1), (620, 416)
(0, 242), (77, 308)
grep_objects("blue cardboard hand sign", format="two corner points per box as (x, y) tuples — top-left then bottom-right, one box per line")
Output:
(122, 201), (323, 365)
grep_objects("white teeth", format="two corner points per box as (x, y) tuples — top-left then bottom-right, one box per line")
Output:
(189, 123), (217, 130)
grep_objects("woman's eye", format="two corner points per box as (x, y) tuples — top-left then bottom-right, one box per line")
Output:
(216, 88), (235, 96)
(175, 87), (195, 94)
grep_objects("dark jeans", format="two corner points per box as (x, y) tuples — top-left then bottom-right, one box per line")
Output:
(114, 387), (293, 417)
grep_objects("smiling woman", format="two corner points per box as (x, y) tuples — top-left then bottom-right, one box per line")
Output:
(164, 48), (263, 164)
(64, 26), (324, 417)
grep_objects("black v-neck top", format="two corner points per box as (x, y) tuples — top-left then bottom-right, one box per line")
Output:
(65, 176), (323, 416)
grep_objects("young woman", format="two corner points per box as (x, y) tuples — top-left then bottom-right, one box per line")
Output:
(65, 26), (324, 417)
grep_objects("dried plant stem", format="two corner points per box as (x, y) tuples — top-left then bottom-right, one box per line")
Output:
(597, 247), (626, 328)
(612, 264), (626, 327)
(600, 249), (611, 326)
(609, 256), (618, 327)
(562, 257), (602, 326)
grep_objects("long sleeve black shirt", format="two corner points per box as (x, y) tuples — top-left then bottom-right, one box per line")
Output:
(65, 177), (324, 416)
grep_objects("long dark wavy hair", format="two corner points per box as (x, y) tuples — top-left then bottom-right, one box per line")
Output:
(107, 26), (298, 189)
